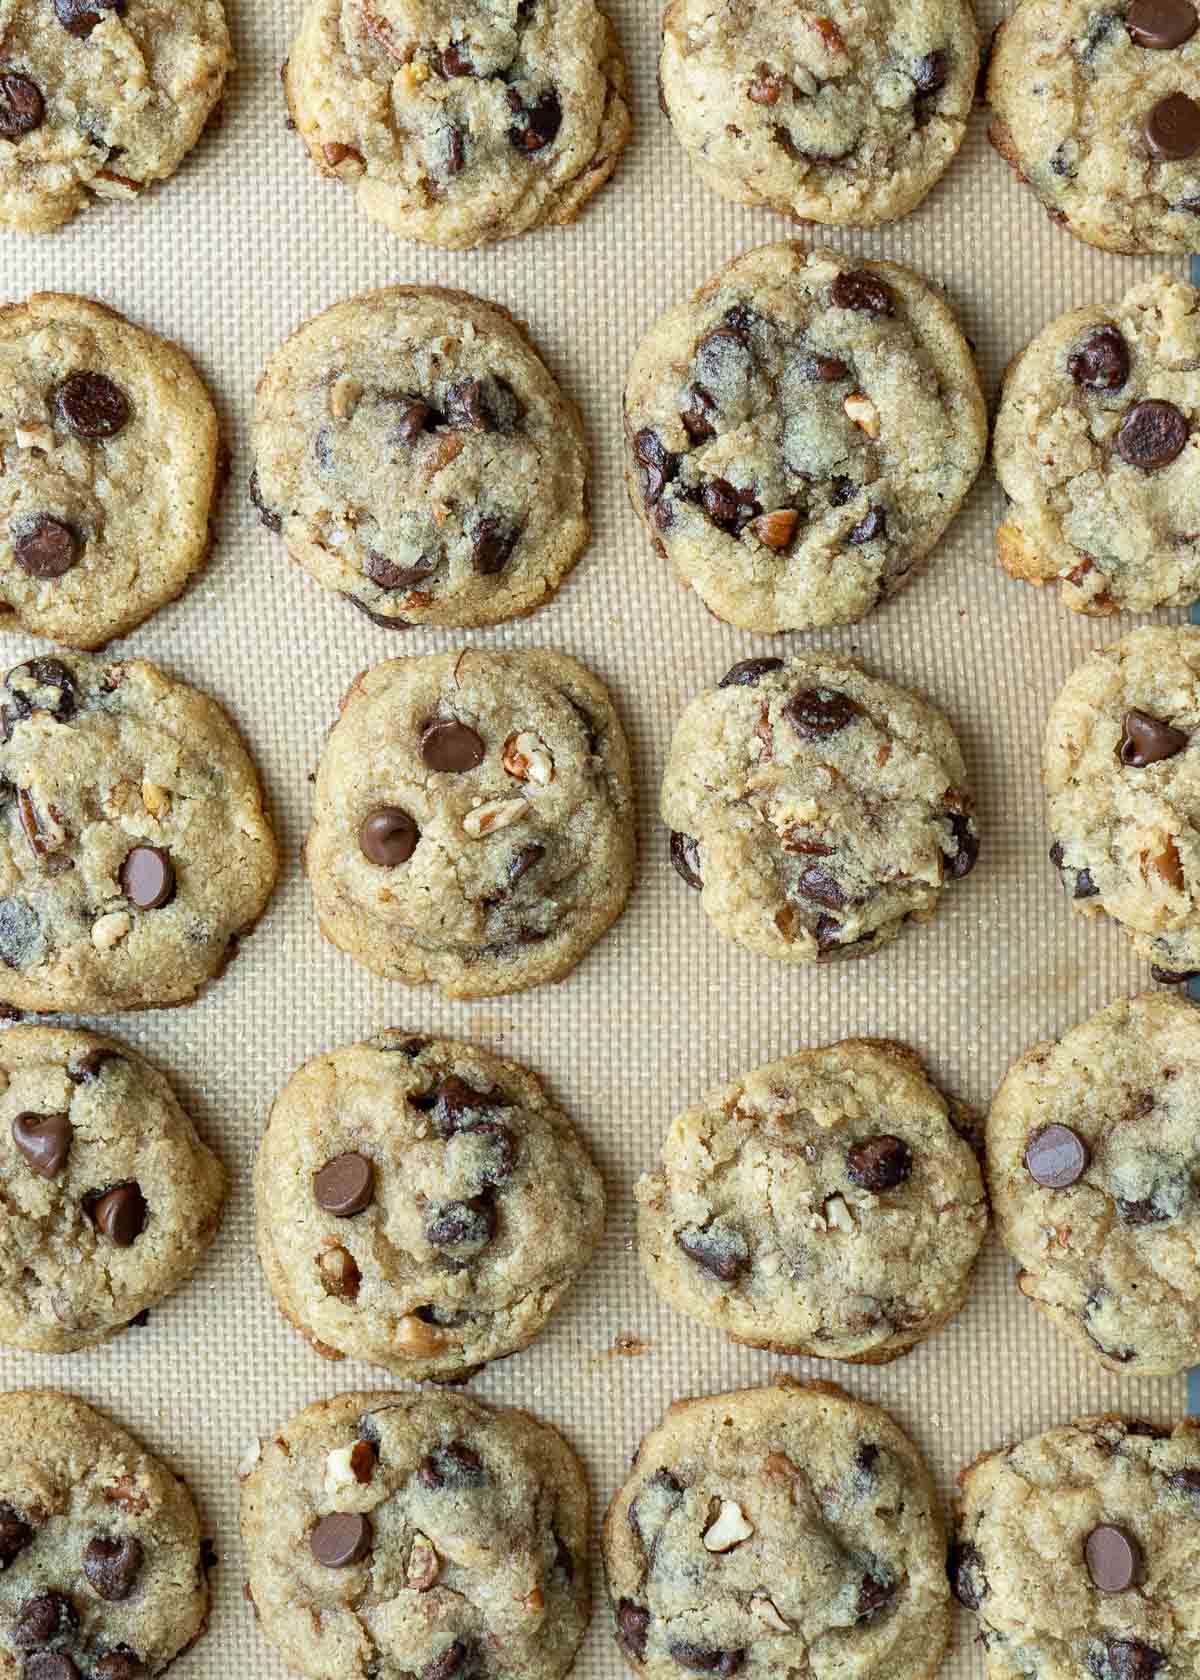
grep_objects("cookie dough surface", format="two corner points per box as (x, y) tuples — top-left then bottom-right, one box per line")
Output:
(0, 293), (220, 649)
(305, 647), (635, 998)
(0, 1389), (209, 1678)
(660, 0), (979, 227)
(251, 286), (588, 630)
(1044, 627), (1200, 976)
(637, 1039), (986, 1364)
(996, 274), (1200, 615)
(0, 652), (278, 1013)
(0, 0), (230, 235)
(284, 0), (631, 248)
(955, 1415), (1200, 1680)
(240, 1389), (590, 1680)
(988, 0), (1200, 255)
(624, 242), (986, 632)
(662, 651), (979, 965)
(603, 1379), (950, 1680)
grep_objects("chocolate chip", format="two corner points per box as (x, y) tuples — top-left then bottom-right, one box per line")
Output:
(445, 124), (466, 173)
(914, 49), (949, 92)
(847, 1135), (912, 1191)
(669, 831), (703, 890)
(470, 517), (518, 574)
(1116, 400), (1189, 470)
(24, 1657), (80, 1680)
(363, 551), (436, 591)
(425, 1196), (495, 1251)
(0, 1505), (32, 1569)
(1068, 325), (1131, 391)
(676, 1222), (750, 1282)
(856, 1571), (896, 1620)
(359, 807), (419, 866)
(53, 0), (125, 35)
(507, 87), (561, 151)
(946, 812), (980, 879)
(700, 477), (761, 534)
(13, 1590), (76, 1647)
(1091, 1640), (1166, 1680)
(669, 1645), (746, 1675)
(718, 657), (784, 688)
(785, 688), (861, 738)
(420, 720), (485, 773)
(469, 1122), (518, 1186)
(951, 1541), (988, 1608)
(798, 354), (851, 382)
(633, 428), (678, 508)
(617, 1600), (650, 1661)
(12, 1112), (72, 1178)
(830, 272), (895, 315)
(1128, 0), (1200, 44)
(310, 1512), (372, 1569)
(1085, 1524), (1143, 1594)
(442, 380), (491, 432)
(248, 468), (282, 533)
(680, 385), (717, 443)
(389, 395), (437, 443)
(12, 515), (81, 580)
(506, 843), (544, 886)
(91, 1652), (144, 1680)
(829, 475), (856, 506)
(53, 373), (130, 439)
(418, 1441), (485, 1489)
(1024, 1124), (1088, 1188)
(87, 1182), (146, 1245)
(83, 1535), (143, 1601)
(1145, 91), (1200, 158)
(415, 1074), (507, 1137)
(847, 506), (887, 546)
(120, 845), (175, 910)
(314, 1152), (374, 1216)
(797, 865), (845, 909)
(1120, 708), (1188, 766)
(421, 1643), (470, 1680)
(67, 1048), (120, 1084)
(0, 73), (44, 138)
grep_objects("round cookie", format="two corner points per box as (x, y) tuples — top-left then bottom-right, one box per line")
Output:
(1044, 626), (1200, 978)
(251, 286), (588, 631)
(988, 992), (1200, 1377)
(603, 1378), (950, 1680)
(0, 1026), (224, 1354)
(0, 294), (221, 650)
(662, 651), (980, 965)
(255, 1031), (605, 1382)
(240, 1388), (590, 1680)
(995, 275), (1200, 616)
(623, 242), (986, 632)
(305, 647), (635, 997)
(0, 0), (230, 235)
(988, 0), (1200, 255)
(659, 0), (979, 227)
(637, 1040), (987, 1364)
(0, 652), (278, 1013)
(283, 0), (631, 249)
(0, 1388), (210, 1677)
(954, 1415), (1200, 1680)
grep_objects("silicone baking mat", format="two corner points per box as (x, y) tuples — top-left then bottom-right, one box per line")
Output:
(0, 1), (1192, 1673)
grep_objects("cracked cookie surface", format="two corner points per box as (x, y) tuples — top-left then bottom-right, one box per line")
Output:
(660, 0), (979, 227)
(1044, 627), (1200, 976)
(623, 242), (986, 632)
(251, 286), (588, 631)
(995, 275), (1200, 615)
(954, 1415), (1200, 1680)
(988, 0), (1200, 254)
(661, 650), (979, 965)
(603, 1378), (950, 1680)
(0, 0), (230, 235)
(636, 1039), (986, 1365)
(0, 652), (278, 1013)
(305, 647), (635, 998)
(0, 293), (220, 649)
(283, 0), (631, 248)
(240, 1388), (590, 1680)
(255, 1031), (604, 1381)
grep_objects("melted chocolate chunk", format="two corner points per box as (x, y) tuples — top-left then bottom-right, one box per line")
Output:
(249, 468), (282, 532)
(784, 688), (861, 738)
(718, 657), (784, 688)
(847, 1135), (912, 1191)
(506, 87), (561, 152)
(830, 272), (895, 315)
(0, 74), (42, 140)
(53, 373), (131, 438)
(617, 1600), (650, 1661)
(676, 1221), (750, 1282)
(669, 831), (703, 890)
(418, 1441), (486, 1489)
(1068, 325), (1130, 390)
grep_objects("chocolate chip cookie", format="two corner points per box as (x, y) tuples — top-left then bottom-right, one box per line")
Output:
(662, 651), (979, 965)
(988, 0), (1200, 254)
(240, 1388), (590, 1680)
(305, 648), (635, 997)
(255, 1031), (604, 1382)
(624, 242), (986, 632)
(0, 1388), (210, 1677)
(283, 0), (631, 249)
(995, 275), (1200, 616)
(0, 652), (278, 1013)
(954, 1415), (1200, 1680)
(251, 286), (588, 631)
(603, 1377), (950, 1680)
(637, 1040), (986, 1365)
(0, 0), (230, 235)
(0, 294), (220, 649)
(660, 0), (979, 227)
(1044, 627), (1200, 977)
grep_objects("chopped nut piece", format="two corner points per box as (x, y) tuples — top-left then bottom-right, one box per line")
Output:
(751, 509), (799, 551)
(92, 911), (132, 950)
(420, 433), (465, 482)
(237, 1439), (262, 1479)
(141, 781), (170, 818)
(748, 67), (787, 105)
(324, 1440), (376, 1496)
(14, 421), (54, 452)
(703, 1498), (755, 1552)
(503, 731), (555, 785)
(317, 1244), (360, 1300)
(811, 15), (846, 50)
(91, 170), (141, 200)
(463, 797), (528, 838)
(844, 393), (881, 439)
(330, 375), (364, 421)
(323, 142), (364, 171)
(407, 1532), (439, 1590)
(751, 1595), (791, 1632)
(1146, 838), (1185, 892)
(396, 1312), (448, 1355)
(823, 1194), (856, 1232)
(401, 60), (430, 88)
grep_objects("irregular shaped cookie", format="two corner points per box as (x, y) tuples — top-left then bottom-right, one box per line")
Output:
(0, 1025), (224, 1354)
(305, 647), (635, 997)
(954, 1415), (1200, 1680)
(988, 0), (1200, 254)
(662, 651), (979, 965)
(660, 0), (979, 227)
(0, 1388), (210, 1676)
(0, 652), (278, 1013)
(256, 1031), (604, 1381)
(0, 294), (220, 649)
(251, 286), (588, 630)
(624, 242), (986, 631)
(283, 0), (631, 249)
(0, 0), (230, 235)
(637, 1040), (986, 1364)
(240, 1389), (589, 1680)
(1044, 626), (1200, 977)
(604, 1378), (950, 1680)
(995, 275), (1200, 615)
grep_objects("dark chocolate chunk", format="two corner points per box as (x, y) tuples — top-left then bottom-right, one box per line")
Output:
(784, 688), (861, 738)
(53, 373), (130, 438)
(669, 831), (703, 890)
(846, 1135), (912, 1191)
(830, 272), (895, 315)
(1120, 708), (1188, 765)
(1116, 401), (1189, 470)
(83, 1535), (143, 1601)
(417, 1441), (486, 1489)
(12, 515), (80, 580)
(676, 1222), (750, 1282)
(420, 720), (485, 772)
(718, 658), (784, 688)
(0, 73), (43, 138)
(1068, 325), (1130, 390)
